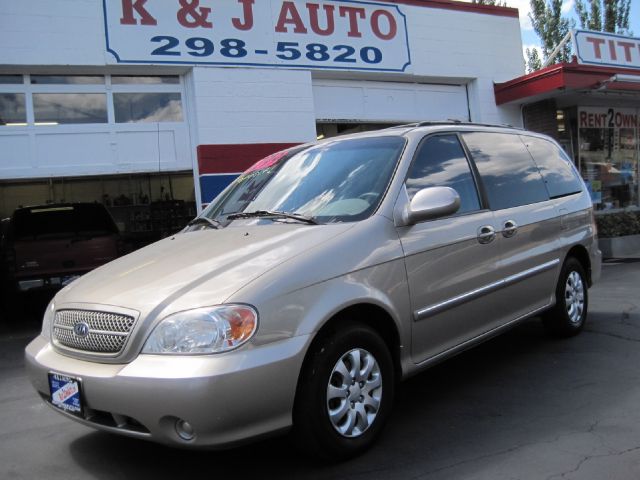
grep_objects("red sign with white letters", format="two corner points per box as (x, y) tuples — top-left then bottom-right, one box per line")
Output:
(103, 0), (411, 72)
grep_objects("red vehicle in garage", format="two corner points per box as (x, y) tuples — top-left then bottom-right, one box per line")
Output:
(1, 203), (122, 296)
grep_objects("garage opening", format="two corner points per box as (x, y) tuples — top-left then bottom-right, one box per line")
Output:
(0, 172), (196, 251)
(316, 122), (403, 139)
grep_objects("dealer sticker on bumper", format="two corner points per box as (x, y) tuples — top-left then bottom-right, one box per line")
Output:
(48, 373), (82, 415)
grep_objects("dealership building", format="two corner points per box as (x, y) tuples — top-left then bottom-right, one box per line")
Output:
(1, 0), (525, 238)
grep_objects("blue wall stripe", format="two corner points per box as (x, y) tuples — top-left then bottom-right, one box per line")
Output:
(199, 174), (239, 204)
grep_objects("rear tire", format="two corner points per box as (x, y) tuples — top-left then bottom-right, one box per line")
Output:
(292, 322), (395, 461)
(543, 257), (588, 337)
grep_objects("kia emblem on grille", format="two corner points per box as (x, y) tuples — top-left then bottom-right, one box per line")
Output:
(73, 322), (90, 338)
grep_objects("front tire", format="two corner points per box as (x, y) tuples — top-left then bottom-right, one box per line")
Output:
(293, 322), (395, 461)
(543, 257), (588, 337)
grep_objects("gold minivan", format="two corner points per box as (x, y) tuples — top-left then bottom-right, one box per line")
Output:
(26, 123), (601, 459)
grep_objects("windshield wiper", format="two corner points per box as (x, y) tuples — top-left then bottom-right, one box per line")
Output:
(226, 210), (318, 225)
(186, 216), (222, 229)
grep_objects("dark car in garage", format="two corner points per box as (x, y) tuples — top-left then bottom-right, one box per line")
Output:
(1, 203), (121, 296)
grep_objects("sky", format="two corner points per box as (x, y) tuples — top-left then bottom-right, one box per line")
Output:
(468, 0), (640, 62)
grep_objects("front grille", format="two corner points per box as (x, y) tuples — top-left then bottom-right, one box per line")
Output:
(53, 309), (136, 355)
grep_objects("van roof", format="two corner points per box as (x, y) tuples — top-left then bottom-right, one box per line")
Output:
(384, 121), (525, 132)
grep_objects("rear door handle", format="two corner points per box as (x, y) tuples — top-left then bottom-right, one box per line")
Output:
(502, 220), (518, 238)
(477, 225), (496, 244)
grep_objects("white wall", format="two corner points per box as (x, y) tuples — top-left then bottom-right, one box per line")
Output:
(189, 67), (317, 146)
(0, 0), (106, 66)
(402, 5), (524, 125)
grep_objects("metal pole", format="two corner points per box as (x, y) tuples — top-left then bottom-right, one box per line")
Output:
(542, 31), (573, 68)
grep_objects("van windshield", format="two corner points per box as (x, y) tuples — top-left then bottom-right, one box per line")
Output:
(201, 136), (405, 225)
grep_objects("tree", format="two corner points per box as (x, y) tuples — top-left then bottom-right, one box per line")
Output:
(472, 0), (508, 5)
(526, 0), (574, 71)
(526, 47), (542, 73)
(574, 0), (631, 35)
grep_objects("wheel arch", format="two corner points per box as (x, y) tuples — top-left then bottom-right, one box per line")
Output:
(295, 303), (403, 397)
(565, 244), (592, 286)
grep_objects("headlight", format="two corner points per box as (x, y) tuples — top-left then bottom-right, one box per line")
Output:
(41, 300), (55, 340)
(142, 305), (258, 355)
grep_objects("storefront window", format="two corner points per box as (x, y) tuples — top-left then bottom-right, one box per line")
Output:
(33, 93), (108, 124)
(0, 93), (26, 126)
(578, 107), (639, 210)
(114, 93), (183, 123)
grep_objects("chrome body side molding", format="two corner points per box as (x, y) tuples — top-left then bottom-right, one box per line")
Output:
(414, 259), (560, 321)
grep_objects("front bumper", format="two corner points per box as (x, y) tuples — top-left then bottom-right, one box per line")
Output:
(25, 334), (311, 448)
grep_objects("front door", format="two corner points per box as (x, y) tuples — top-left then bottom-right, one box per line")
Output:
(397, 133), (504, 364)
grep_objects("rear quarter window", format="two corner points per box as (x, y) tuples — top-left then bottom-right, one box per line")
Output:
(520, 136), (583, 199)
(461, 132), (549, 210)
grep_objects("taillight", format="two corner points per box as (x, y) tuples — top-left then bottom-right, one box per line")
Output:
(590, 210), (598, 237)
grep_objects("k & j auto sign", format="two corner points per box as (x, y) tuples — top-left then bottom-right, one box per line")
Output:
(103, 0), (411, 72)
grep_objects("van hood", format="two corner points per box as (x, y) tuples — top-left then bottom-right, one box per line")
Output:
(55, 223), (354, 317)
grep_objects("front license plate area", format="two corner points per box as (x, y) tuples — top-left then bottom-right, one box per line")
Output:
(48, 373), (83, 417)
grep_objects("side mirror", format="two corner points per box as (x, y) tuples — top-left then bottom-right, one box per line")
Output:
(404, 187), (461, 225)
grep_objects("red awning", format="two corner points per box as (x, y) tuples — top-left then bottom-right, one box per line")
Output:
(494, 62), (640, 105)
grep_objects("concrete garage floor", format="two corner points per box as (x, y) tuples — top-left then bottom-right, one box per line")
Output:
(1, 261), (639, 479)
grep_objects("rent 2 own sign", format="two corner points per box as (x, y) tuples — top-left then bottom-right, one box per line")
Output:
(103, 0), (411, 72)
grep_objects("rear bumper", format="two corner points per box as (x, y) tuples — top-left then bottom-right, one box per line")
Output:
(25, 333), (311, 448)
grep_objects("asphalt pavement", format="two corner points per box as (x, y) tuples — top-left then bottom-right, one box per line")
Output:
(1, 260), (639, 479)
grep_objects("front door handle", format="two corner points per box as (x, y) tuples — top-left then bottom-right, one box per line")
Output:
(477, 225), (496, 244)
(502, 220), (518, 238)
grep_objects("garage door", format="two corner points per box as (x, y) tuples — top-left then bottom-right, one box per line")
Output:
(313, 79), (469, 123)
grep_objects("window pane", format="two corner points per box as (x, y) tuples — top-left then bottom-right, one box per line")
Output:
(114, 93), (183, 123)
(462, 132), (549, 210)
(0, 93), (26, 125)
(406, 134), (480, 214)
(521, 136), (583, 199)
(33, 93), (107, 124)
(111, 75), (179, 84)
(0, 75), (23, 85)
(31, 75), (104, 85)
(578, 107), (638, 210)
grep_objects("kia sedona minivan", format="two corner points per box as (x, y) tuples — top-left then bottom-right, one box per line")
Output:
(26, 123), (601, 460)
